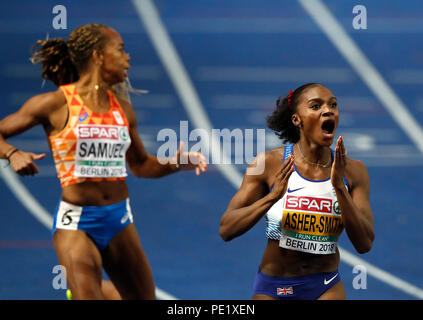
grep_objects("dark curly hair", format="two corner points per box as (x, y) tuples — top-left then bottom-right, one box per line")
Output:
(30, 24), (110, 86)
(267, 83), (322, 144)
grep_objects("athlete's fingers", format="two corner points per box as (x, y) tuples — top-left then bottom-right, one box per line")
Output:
(337, 136), (346, 167)
(273, 164), (294, 196)
(271, 155), (293, 192)
(199, 152), (207, 163)
(179, 141), (185, 159)
(340, 136), (347, 157)
(32, 153), (46, 161)
(332, 147), (339, 171)
(340, 139), (346, 167)
(175, 141), (184, 163)
(196, 152), (203, 164)
(200, 162), (208, 172)
(17, 166), (31, 176)
(282, 155), (294, 176)
(275, 162), (294, 192)
(334, 143), (340, 162)
(336, 135), (341, 151)
(336, 147), (342, 167)
(195, 167), (200, 176)
(283, 153), (294, 168)
(277, 154), (293, 178)
(26, 155), (43, 175)
(333, 136), (346, 173)
(278, 155), (291, 174)
(335, 136), (342, 161)
(198, 162), (204, 172)
(179, 141), (185, 153)
(27, 162), (39, 175)
(283, 163), (295, 181)
(188, 151), (205, 166)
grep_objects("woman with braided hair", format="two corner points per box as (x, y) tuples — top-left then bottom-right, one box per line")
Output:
(220, 83), (374, 300)
(0, 24), (207, 299)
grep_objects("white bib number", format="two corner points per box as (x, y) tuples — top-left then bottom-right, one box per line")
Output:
(75, 124), (130, 178)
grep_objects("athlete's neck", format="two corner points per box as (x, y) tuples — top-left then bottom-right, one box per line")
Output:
(295, 139), (331, 168)
(74, 71), (111, 111)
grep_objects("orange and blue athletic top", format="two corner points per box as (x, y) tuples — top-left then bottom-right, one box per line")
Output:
(48, 84), (132, 188)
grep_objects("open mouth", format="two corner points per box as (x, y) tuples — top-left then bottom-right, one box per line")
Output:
(321, 119), (335, 135)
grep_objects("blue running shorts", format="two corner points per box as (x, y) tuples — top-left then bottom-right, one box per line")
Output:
(52, 198), (134, 251)
(252, 268), (340, 300)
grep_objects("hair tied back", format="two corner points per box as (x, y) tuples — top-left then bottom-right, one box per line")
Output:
(287, 90), (294, 107)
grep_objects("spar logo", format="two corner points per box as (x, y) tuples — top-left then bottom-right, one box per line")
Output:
(119, 127), (129, 141)
(333, 201), (341, 215)
(286, 195), (333, 214)
(77, 125), (128, 141)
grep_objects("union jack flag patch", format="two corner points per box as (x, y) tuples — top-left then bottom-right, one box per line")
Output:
(277, 287), (293, 296)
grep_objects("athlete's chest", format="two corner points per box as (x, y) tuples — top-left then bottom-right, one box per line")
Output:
(267, 171), (344, 254)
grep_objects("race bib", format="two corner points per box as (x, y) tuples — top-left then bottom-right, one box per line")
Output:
(279, 195), (343, 254)
(75, 124), (131, 178)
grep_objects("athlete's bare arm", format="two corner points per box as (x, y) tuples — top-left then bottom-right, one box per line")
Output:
(117, 97), (166, 178)
(0, 90), (66, 175)
(118, 97), (207, 178)
(331, 137), (374, 253)
(220, 152), (294, 241)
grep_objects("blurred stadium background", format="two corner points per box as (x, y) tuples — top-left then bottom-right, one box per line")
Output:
(0, 0), (422, 299)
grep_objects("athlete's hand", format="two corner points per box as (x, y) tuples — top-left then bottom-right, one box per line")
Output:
(8, 150), (46, 176)
(269, 154), (294, 202)
(175, 141), (208, 176)
(331, 135), (347, 189)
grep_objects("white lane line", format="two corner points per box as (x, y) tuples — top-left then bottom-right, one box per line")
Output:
(339, 248), (423, 299)
(155, 287), (179, 300)
(0, 160), (176, 300)
(133, 0), (423, 299)
(0, 160), (53, 229)
(299, 0), (423, 299)
(131, 0), (242, 189)
(298, 0), (423, 154)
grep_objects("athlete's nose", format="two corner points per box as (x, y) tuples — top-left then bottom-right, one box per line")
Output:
(321, 104), (334, 116)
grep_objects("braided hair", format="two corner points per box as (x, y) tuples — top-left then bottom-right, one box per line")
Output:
(266, 83), (321, 144)
(30, 24), (110, 86)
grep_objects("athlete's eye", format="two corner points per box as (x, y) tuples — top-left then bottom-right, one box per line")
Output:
(330, 102), (337, 108)
(311, 104), (321, 110)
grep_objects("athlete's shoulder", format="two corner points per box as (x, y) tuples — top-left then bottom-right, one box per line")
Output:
(345, 157), (369, 189)
(114, 94), (132, 110)
(20, 89), (66, 116)
(346, 157), (367, 173)
(113, 94), (136, 126)
(245, 147), (283, 180)
(250, 147), (282, 167)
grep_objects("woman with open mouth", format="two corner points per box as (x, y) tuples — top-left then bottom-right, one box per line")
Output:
(220, 83), (374, 300)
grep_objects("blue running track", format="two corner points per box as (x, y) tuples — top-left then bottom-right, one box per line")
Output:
(0, 0), (422, 299)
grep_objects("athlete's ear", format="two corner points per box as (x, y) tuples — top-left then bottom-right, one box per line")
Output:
(291, 113), (302, 128)
(92, 49), (104, 66)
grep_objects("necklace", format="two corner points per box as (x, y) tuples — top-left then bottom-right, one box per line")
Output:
(296, 143), (331, 168)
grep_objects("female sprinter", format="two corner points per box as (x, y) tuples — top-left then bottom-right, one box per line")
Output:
(0, 24), (207, 300)
(219, 83), (374, 300)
